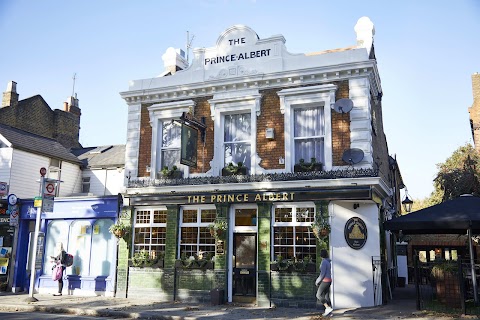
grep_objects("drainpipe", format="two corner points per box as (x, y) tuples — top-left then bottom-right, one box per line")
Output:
(468, 227), (478, 304)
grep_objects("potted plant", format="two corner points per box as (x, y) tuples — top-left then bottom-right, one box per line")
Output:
(222, 162), (248, 176)
(270, 255), (293, 272)
(294, 158), (323, 173)
(160, 165), (183, 179)
(175, 251), (214, 269)
(311, 219), (331, 240)
(209, 220), (228, 240)
(109, 221), (130, 239)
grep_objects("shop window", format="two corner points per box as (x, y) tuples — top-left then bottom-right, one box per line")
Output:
(68, 221), (92, 276)
(224, 113), (251, 169)
(293, 106), (325, 165)
(272, 204), (316, 262)
(133, 208), (167, 259)
(90, 219), (114, 276)
(42, 220), (69, 275)
(179, 207), (216, 259)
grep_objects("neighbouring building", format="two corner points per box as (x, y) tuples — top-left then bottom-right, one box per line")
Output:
(0, 83), (126, 296)
(118, 17), (404, 309)
(469, 72), (480, 153)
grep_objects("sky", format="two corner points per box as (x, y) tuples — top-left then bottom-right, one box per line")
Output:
(0, 0), (479, 200)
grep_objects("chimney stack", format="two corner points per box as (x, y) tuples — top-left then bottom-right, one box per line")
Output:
(64, 93), (81, 117)
(354, 17), (375, 57)
(162, 47), (188, 75)
(2, 81), (19, 108)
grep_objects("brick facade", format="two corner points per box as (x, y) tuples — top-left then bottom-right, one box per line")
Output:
(469, 73), (480, 153)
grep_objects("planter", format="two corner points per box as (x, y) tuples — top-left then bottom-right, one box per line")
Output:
(320, 228), (330, 237)
(129, 259), (164, 268)
(270, 262), (293, 272)
(113, 229), (126, 238)
(222, 166), (247, 176)
(294, 163), (323, 173)
(175, 259), (214, 269)
(161, 170), (183, 179)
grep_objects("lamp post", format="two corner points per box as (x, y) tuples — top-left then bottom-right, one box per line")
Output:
(401, 189), (413, 213)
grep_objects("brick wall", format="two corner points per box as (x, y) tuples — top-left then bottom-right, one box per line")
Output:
(469, 73), (480, 153)
(257, 89), (285, 169)
(191, 96), (214, 174)
(137, 104), (152, 177)
(370, 94), (391, 185)
(332, 81), (351, 166)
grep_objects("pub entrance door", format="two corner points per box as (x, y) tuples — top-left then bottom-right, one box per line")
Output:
(232, 233), (256, 303)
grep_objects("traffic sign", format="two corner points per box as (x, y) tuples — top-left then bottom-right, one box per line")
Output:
(40, 167), (46, 177)
(0, 182), (8, 196)
(43, 195), (54, 213)
(44, 182), (56, 196)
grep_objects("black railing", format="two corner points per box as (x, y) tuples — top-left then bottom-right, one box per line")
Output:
(128, 168), (379, 188)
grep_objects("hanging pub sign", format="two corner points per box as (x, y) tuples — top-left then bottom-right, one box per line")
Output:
(180, 124), (198, 168)
(344, 217), (368, 250)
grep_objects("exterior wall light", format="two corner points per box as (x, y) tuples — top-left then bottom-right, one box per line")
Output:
(401, 188), (413, 213)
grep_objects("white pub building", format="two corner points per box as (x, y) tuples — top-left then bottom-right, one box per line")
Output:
(118, 17), (404, 310)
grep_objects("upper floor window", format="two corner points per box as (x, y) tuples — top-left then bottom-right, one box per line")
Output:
(278, 84), (336, 171)
(224, 113), (251, 168)
(293, 106), (325, 165)
(160, 120), (181, 171)
(148, 100), (194, 178)
(82, 177), (90, 193)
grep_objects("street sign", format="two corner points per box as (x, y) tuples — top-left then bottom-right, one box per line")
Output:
(34, 232), (45, 269)
(43, 195), (54, 213)
(44, 182), (56, 196)
(0, 182), (8, 196)
(40, 167), (46, 177)
(34, 196), (42, 208)
(8, 204), (18, 227)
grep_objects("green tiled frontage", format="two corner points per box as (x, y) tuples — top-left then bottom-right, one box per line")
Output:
(257, 202), (272, 307)
(116, 207), (132, 298)
(270, 272), (318, 308)
(127, 267), (170, 300)
(175, 269), (217, 303)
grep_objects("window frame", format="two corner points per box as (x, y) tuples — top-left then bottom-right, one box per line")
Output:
(132, 207), (168, 258)
(148, 100), (194, 178)
(271, 202), (317, 262)
(278, 84), (336, 171)
(178, 205), (216, 259)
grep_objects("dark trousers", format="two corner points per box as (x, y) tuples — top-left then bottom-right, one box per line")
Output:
(318, 281), (332, 307)
(57, 266), (65, 293)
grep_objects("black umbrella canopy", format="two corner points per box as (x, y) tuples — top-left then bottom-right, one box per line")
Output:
(384, 195), (480, 235)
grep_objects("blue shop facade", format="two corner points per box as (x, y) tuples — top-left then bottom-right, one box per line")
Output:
(12, 195), (119, 296)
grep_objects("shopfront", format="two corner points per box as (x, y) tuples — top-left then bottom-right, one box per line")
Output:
(0, 200), (14, 290)
(12, 195), (119, 296)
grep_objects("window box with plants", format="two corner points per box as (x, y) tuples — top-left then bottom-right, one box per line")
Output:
(294, 158), (323, 173)
(129, 250), (164, 268)
(221, 162), (248, 176)
(109, 221), (131, 240)
(270, 255), (316, 273)
(431, 261), (462, 308)
(175, 252), (215, 269)
(160, 165), (183, 179)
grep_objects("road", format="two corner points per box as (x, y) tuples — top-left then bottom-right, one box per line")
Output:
(0, 312), (114, 319)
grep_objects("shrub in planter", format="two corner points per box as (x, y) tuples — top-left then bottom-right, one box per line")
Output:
(131, 250), (164, 268)
(294, 158), (323, 173)
(175, 252), (215, 269)
(222, 162), (248, 176)
(431, 261), (462, 308)
(160, 165), (183, 179)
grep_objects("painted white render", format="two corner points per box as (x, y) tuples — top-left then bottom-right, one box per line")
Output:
(82, 168), (125, 196)
(58, 161), (82, 196)
(329, 201), (381, 308)
(10, 150), (50, 198)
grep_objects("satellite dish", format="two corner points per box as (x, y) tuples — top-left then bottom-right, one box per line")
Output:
(342, 148), (364, 165)
(333, 98), (353, 113)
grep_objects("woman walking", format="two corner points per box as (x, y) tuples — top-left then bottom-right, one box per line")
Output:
(315, 249), (333, 316)
(50, 242), (66, 296)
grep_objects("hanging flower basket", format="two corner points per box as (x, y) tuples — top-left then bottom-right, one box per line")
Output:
(109, 221), (130, 239)
(311, 219), (331, 240)
(209, 220), (228, 240)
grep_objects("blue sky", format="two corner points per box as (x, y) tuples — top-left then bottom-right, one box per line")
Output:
(1, 0), (479, 200)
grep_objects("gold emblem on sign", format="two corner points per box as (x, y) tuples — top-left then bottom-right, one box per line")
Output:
(349, 223), (365, 239)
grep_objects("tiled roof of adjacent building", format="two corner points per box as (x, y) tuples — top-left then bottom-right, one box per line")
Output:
(0, 123), (82, 164)
(71, 145), (125, 168)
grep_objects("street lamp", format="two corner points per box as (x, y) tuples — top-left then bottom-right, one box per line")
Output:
(401, 188), (414, 213)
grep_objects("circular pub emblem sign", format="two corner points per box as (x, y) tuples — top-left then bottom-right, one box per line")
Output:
(344, 217), (368, 250)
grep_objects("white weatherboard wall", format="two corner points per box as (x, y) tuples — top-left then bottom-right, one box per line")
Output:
(329, 201), (381, 309)
(0, 148), (13, 187)
(58, 161), (82, 196)
(10, 150), (50, 198)
(83, 168), (125, 196)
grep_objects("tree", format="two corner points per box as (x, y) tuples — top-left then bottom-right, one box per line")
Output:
(429, 144), (480, 204)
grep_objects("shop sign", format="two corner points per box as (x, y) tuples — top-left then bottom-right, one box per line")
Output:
(216, 240), (225, 255)
(344, 217), (368, 250)
(34, 232), (45, 270)
(0, 182), (8, 196)
(34, 197), (42, 208)
(187, 192), (295, 204)
(8, 204), (18, 227)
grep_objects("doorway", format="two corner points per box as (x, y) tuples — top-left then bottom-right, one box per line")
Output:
(232, 233), (256, 303)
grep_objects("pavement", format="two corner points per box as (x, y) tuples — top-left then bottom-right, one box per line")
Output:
(0, 285), (473, 320)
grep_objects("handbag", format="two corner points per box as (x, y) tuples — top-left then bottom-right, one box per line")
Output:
(52, 265), (63, 281)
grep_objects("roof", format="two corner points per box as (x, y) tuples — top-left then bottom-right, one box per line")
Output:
(0, 123), (81, 164)
(71, 145), (125, 168)
(384, 195), (480, 234)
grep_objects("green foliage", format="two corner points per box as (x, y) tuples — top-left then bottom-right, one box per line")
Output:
(224, 162), (244, 174)
(131, 249), (163, 267)
(109, 221), (130, 238)
(161, 165), (179, 177)
(431, 144), (480, 203)
(431, 261), (458, 277)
